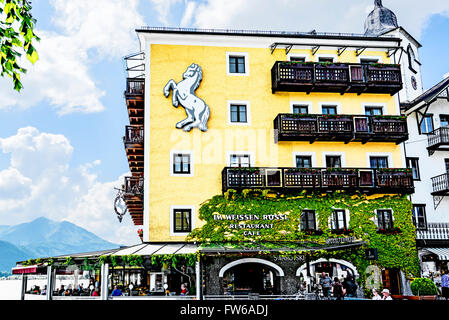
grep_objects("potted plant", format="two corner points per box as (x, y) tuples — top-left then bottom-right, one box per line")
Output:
(137, 229), (144, 242)
(410, 278), (438, 300)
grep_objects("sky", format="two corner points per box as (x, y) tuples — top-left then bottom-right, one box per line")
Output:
(0, 0), (448, 246)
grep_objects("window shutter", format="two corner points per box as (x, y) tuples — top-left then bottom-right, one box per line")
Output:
(345, 210), (350, 228)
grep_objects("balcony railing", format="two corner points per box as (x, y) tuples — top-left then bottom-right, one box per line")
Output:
(427, 127), (449, 155)
(274, 114), (408, 144)
(124, 176), (144, 196)
(431, 173), (449, 195)
(416, 223), (449, 240)
(222, 167), (414, 194)
(125, 78), (145, 97)
(271, 61), (402, 95)
(123, 126), (144, 145)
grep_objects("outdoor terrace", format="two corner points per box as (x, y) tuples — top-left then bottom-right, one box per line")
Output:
(271, 61), (402, 95)
(274, 114), (408, 144)
(222, 167), (414, 194)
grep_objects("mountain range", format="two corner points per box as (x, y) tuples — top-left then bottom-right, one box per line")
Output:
(0, 217), (121, 274)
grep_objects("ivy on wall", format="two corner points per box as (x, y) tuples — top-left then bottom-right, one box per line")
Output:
(188, 189), (421, 280)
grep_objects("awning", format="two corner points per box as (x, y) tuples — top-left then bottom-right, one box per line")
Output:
(424, 248), (449, 261)
(12, 265), (47, 275)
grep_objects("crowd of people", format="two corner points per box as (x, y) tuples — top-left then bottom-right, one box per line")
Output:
(318, 272), (359, 300)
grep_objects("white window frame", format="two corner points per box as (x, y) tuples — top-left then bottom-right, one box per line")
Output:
(226, 52), (249, 76)
(373, 209), (395, 229)
(322, 151), (346, 168)
(170, 205), (195, 237)
(362, 103), (387, 116)
(366, 152), (393, 168)
(328, 209), (350, 230)
(290, 101), (313, 114)
(226, 151), (255, 167)
(228, 100), (251, 126)
(319, 102), (342, 115)
(292, 152), (317, 168)
(170, 150), (194, 177)
(357, 55), (384, 64)
(315, 54), (338, 63)
(287, 53), (310, 62)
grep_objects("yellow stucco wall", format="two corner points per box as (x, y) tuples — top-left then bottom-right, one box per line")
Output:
(147, 44), (403, 242)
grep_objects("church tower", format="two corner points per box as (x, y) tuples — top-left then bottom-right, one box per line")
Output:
(365, 0), (423, 102)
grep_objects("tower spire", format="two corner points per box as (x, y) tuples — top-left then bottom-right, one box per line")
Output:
(375, 0), (383, 7)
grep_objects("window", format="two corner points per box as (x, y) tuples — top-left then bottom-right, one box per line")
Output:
(377, 210), (394, 230)
(412, 205), (427, 230)
(322, 105), (337, 115)
(292, 105), (309, 114)
(318, 57), (334, 63)
(370, 156), (389, 169)
(300, 210), (317, 231)
(440, 115), (449, 127)
(360, 58), (379, 64)
(230, 154), (251, 168)
(290, 56), (306, 62)
(173, 153), (191, 174)
(365, 106), (383, 116)
(420, 115), (434, 134)
(173, 208), (192, 233)
(296, 156), (312, 168)
(330, 210), (348, 230)
(406, 158), (420, 180)
(326, 155), (341, 168)
(446, 159), (449, 175)
(230, 104), (247, 123)
(229, 56), (246, 74)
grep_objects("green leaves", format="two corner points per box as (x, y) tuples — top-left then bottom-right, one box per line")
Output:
(1, 0), (39, 91)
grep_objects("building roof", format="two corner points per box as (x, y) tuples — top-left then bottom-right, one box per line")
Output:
(401, 77), (449, 112)
(364, 0), (398, 36)
(136, 26), (400, 43)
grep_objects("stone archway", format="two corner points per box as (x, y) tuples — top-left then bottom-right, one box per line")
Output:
(296, 258), (359, 278)
(219, 258), (284, 295)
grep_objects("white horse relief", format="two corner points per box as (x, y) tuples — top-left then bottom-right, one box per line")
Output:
(163, 63), (211, 132)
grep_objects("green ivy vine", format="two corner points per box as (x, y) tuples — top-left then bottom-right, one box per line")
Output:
(188, 189), (421, 282)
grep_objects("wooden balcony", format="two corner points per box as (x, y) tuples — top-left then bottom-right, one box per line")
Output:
(427, 127), (449, 155)
(123, 176), (144, 226)
(271, 61), (402, 95)
(125, 78), (144, 126)
(124, 126), (144, 174)
(274, 114), (408, 144)
(222, 167), (414, 194)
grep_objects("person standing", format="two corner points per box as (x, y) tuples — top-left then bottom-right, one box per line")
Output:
(441, 270), (449, 300)
(332, 277), (344, 300)
(111, 285), (123, 297)
(319, 272), (332, 298)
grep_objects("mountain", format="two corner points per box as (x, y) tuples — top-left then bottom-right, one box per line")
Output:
(0, 217), (121, 273)
(0, 241), (33, 274)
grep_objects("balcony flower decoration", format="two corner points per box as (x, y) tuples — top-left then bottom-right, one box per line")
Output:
(137, 229), (144, 242)
(377, 227), (402, 235)
(325, 167), (359, 174)
(229, 167), (260, 174)
(369, 63), (401, 68)
(319, 114), (352, 120)
(377, 168), (412, 175)
(303, 229), (324, 236)
(286, 168), (320, 175)
(373, 115), (407, 121)
(331, 227), (354, 235)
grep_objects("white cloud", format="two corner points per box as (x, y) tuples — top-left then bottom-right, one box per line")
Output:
(148, 0), (184, 26)
(0, 0), (146, 115)
(190, 0), (449, 40)
(0, 127), (138, 246)
(180, 1), (197, 27)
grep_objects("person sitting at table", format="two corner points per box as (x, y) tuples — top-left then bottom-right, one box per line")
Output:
(111, 285), (123, 296)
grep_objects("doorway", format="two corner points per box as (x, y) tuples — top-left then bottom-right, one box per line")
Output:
(382, 268), (401, 295)
(222, 263), (280, 295)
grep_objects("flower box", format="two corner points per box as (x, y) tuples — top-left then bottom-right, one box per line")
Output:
(377, 227), (402, 235)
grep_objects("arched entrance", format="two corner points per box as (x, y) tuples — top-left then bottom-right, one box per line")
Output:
(296, 258), (359, 287)
(219, 258), (284, 295)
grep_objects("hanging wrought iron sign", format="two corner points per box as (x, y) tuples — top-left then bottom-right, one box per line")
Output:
(163, 63), (211, 132)
(114, 188), (128, 223)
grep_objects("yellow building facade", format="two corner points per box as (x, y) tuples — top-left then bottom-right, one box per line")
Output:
(133, 29), (409, 242)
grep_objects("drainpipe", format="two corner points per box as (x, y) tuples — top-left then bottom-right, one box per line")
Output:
(195, 260), (202, 300)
